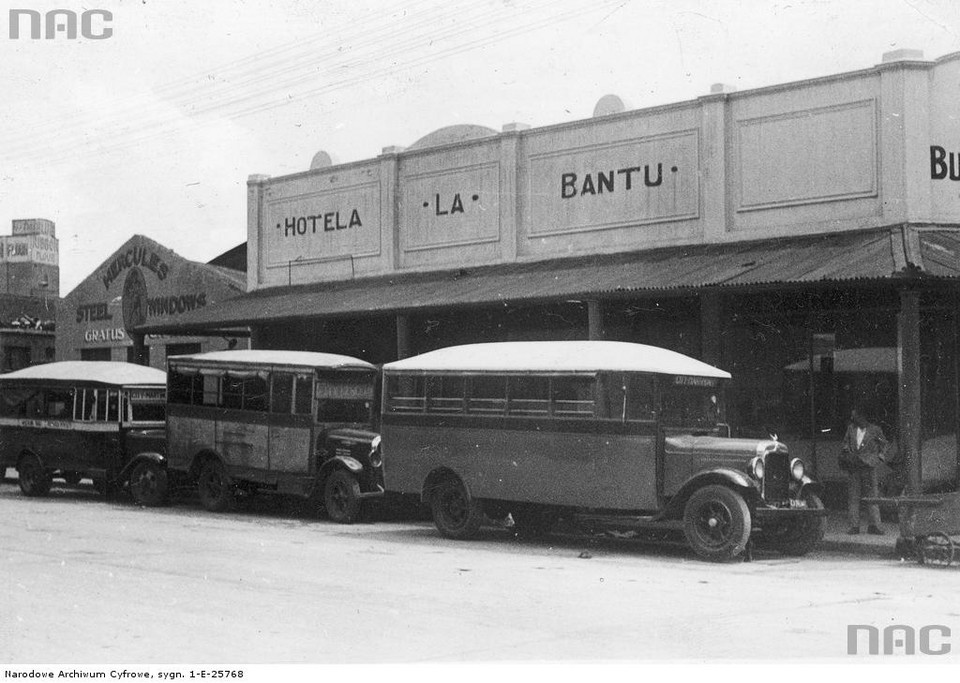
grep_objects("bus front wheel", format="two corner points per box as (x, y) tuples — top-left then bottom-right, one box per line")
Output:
(324, 470), (361, 524)
(129, 460), (169, 507)
(18, 455), (51, 497)
(682, 485), (751, 562)
(197, 460), (235, 512)
(432, 478), (483, 540)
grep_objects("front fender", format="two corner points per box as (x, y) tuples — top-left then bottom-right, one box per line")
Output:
(661, 468), (761, 520)
(319, 455), (364, 476)
(117, 451), (166, 481)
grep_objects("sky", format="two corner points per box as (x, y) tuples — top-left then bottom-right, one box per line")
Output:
(1, 0), (959, 295)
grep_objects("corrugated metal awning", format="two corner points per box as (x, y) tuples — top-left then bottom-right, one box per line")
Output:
(135, 226), (960, 335)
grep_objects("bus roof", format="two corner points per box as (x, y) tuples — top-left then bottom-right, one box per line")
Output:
(167, 349), (376, 371)
(0, 361), (166, 386)
(383, 341), (732, 378)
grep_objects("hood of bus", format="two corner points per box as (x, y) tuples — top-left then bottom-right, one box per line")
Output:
(664, 434), (785, 460)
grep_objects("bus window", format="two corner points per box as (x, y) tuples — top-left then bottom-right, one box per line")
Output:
(468, 375), (506, 414)
(508, 376), (549, 415)
(662, 383), (724, 431)
(168, 369), (196, 405)
(386, 375), (425, 413)
(426, 375), (464, 414)
(317, 373), (373, 423)
(0, 389), (33, 417)
(78, 389), (98, 421)
(201, 374), (220, 407)
(45, 389), (73, 419)
(95, 390), (109, 421)
(294, 375), (313, 415)
(551, 376), (594, 417)
(271, 373), (294, 413)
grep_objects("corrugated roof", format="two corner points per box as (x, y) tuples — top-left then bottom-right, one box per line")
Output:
(135, 226), (960, 335)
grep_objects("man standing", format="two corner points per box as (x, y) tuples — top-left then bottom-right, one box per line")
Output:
(840, 406), (889, 535)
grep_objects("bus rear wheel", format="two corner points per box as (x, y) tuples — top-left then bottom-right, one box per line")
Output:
(682, 485), (751, 562)
(18, 455), (51, 497)
(129, 460), (169, 507)
(324, 470), (361, 524)
(432, 478), (483, 540)
(197, 460), (235, 512)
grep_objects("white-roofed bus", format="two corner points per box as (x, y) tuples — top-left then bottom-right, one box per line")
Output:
(0, 361), (166, 497)
(124, 350), (383, 523)
(380, 341), (826, 561)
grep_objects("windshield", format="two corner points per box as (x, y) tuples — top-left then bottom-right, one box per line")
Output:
(315, 371), (376, 425)
(661, 378), (726, 432)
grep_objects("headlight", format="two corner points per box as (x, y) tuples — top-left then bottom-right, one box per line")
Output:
(369, 435), (383, 468)
(749, 456), (764, 480)
(790, 458), (805, 481)
(371, 435), (382, 450)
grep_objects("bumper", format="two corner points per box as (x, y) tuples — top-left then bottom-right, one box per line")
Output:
(754, 506), (827, 521)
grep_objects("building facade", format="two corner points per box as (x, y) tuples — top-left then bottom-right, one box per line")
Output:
(57, 235), (247, 369)
(0, 218), (59, 373)
(140, 49), (960, 497)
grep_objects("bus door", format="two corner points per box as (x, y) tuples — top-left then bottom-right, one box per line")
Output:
(215, 371), (270, 472)
(267, 372), (314, 474)
(73, 387), (121, 472)
(592, 373), (659, 510)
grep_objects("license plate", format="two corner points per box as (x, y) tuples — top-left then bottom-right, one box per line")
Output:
(789, 499), (808, 509)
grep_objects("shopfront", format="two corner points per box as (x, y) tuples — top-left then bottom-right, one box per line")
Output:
(57, 235), (248, 369)
(138, 49), (960, 496)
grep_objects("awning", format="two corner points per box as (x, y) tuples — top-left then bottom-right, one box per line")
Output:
(135, 226), (960, 336)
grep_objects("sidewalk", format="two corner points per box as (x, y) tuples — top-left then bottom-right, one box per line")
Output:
(820, 508), (904, 557)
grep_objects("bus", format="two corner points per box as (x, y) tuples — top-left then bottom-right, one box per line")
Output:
(0, 361), (166, 497)
(126, 350), (383, 522)
(380, 341), (826, 561)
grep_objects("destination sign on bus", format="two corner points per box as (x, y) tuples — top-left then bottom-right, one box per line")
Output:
(673, 375), (720, 387)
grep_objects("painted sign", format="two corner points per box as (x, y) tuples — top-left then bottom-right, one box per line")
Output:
(401, 163), (500, 251)
(263, 183), (381, 269)
(0, 234), (58, 264)
(527, 131), (699, 236)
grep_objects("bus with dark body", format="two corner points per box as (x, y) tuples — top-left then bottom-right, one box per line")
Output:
(0, 361), (166, 497)
(125, 350), (383, 522)
(380, 341), (826, 561)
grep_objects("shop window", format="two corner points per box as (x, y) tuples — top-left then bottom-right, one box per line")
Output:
(81, 348), (111, 361)
(166, 343), (201, 359)
(4, 345), (31, 371)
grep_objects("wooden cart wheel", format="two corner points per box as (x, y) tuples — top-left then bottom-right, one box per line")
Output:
(918, 533), (955, 567)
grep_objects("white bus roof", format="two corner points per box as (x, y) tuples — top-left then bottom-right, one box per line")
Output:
(383, 341), (731, 378)
(0, 361), (166, 386)
(168, 349), (376, 371)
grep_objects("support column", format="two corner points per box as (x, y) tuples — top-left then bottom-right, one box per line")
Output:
(898, 288), (922, 494)
(700, 290), (723, 367)
(130, 333), (148, 366)
(396, 314), (412, 360)
(587, 300), (604, 340)
(248, 325), (265, 350)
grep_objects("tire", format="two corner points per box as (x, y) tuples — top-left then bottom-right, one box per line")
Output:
(129, 460), (169, 507)
(511, 506), (559, 538)
(18, 454), (51, 497)
(197, 459), (235, 512)
(758, 492), (826, 557)
(323, 470), (362, 524)
(683, 485), (752, 562)
(61, 471), (83, 486)
(92, 478), (119, 499)
(431, 478), (483, 540)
